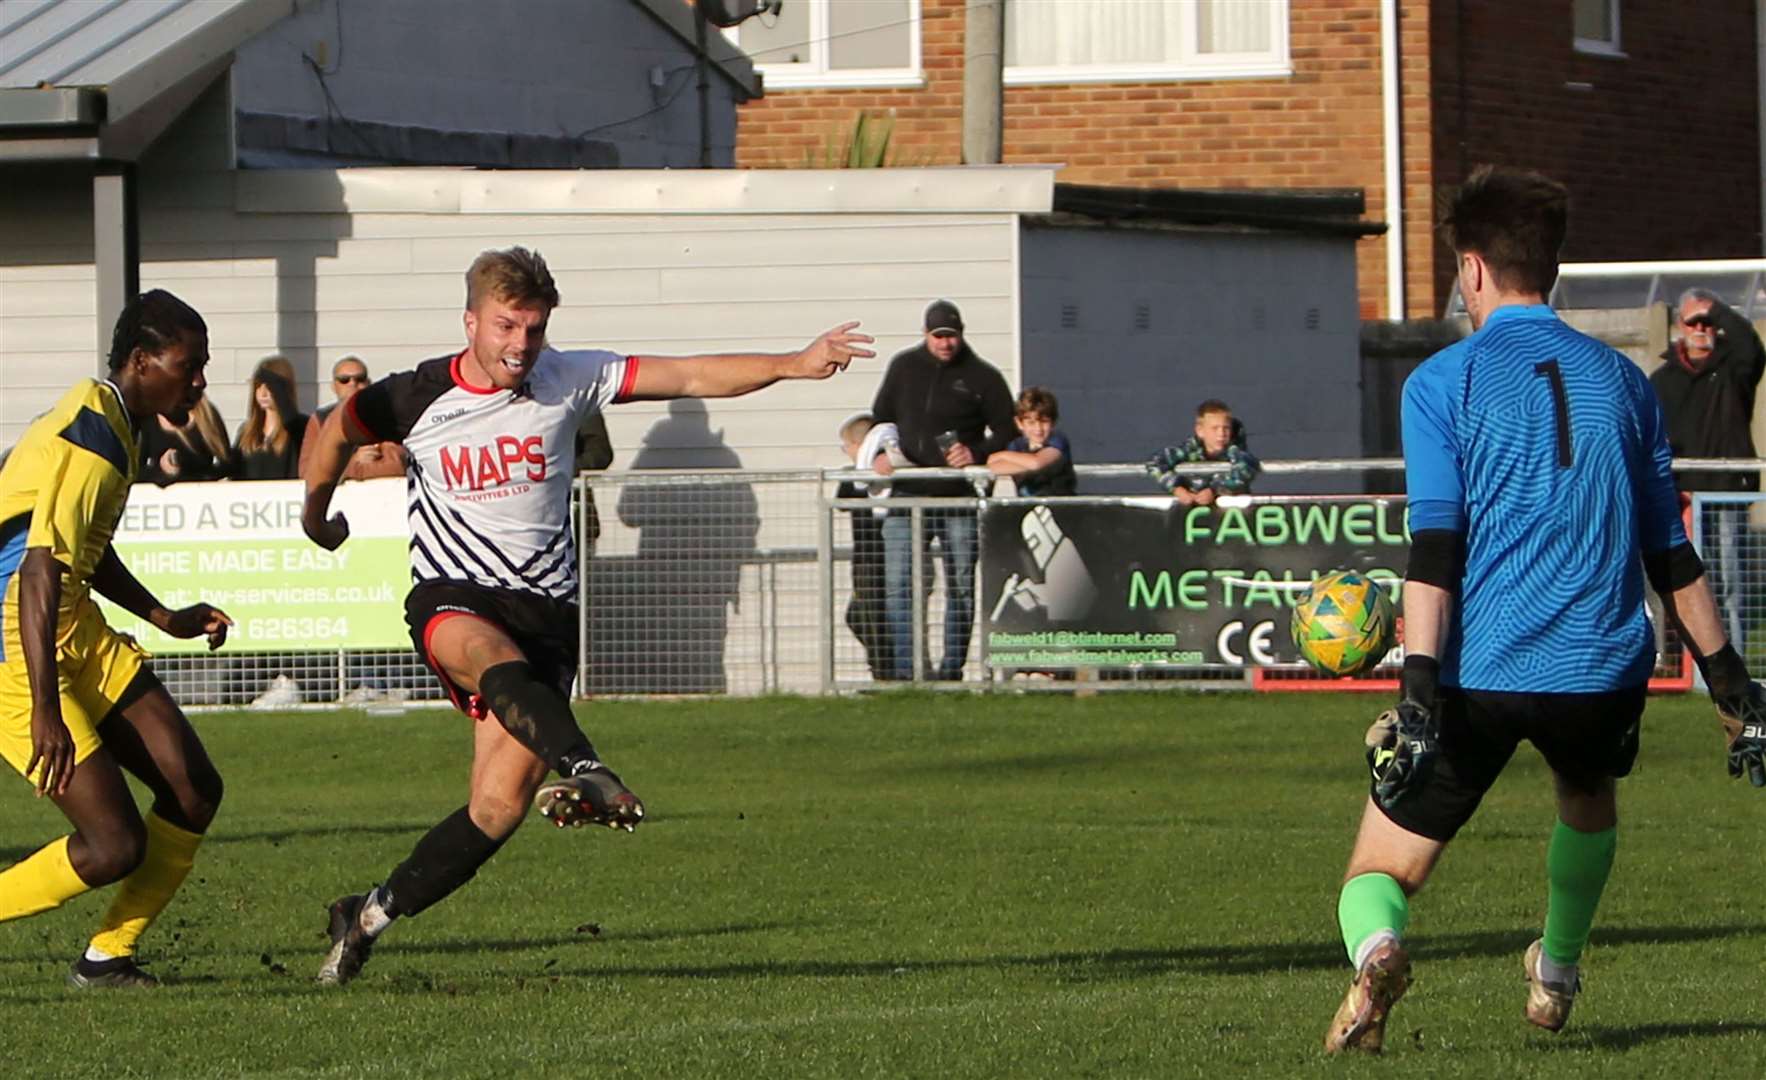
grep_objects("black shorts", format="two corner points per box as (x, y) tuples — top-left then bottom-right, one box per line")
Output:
(1378, 685), (1647, 842)
(405, 581), (579, 718)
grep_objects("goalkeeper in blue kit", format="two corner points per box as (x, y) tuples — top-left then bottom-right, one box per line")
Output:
(1324, 166), (1766, 1054)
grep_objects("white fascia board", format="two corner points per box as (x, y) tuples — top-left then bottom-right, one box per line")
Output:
(238, 166), (1059, 216)
(0, 134), (100, 161)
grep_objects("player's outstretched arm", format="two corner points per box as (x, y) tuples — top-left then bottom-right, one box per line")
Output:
(623, 322), (875, 401)
(301, 406), (368, 551)
(91, 545), (231, 652)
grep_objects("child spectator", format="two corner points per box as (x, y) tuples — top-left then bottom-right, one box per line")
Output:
(986, 386), (1076, 496)
(837, 412), (904, 679)
(1148, 399), (1260, 506)
(841, 411), (906, 504)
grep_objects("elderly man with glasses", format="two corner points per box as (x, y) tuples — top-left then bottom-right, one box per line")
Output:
(297, 356), (408, 481)
(1649, 289), (1766, 654)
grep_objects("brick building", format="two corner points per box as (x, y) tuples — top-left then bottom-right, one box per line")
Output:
(731, 0), (1762, 320)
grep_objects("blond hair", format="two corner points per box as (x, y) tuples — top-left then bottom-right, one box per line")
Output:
(838, 412), (875, 445)
(465, 246), (560, 311)
(187, 395), (230, 460)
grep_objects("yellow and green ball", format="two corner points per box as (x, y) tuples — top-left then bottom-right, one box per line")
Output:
(1291, 569), (1397, 677)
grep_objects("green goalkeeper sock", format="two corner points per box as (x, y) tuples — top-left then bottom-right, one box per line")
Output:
(1543, 820), (1616, 968)
(1338, 872), (1409, 967)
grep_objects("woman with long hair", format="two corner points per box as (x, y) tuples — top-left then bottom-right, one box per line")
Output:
(232, 358), (309, 480)
(140, 394), (231, 485)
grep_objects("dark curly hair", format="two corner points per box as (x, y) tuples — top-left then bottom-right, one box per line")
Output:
(107, 289), (207, 372)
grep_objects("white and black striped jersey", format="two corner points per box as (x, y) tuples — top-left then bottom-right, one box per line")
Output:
(347, 348), (636, 600)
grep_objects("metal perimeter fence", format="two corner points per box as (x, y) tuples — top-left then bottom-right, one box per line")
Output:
(144, 460), (1755, 708)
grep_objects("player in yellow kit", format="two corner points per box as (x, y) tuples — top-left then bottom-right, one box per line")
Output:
(0, 290), (232, 987)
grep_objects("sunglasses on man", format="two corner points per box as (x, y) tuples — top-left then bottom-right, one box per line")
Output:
(334, 373), (370, 385)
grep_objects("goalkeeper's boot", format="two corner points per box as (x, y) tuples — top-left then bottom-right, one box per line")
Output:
(317, 893), (376, 986)
(67, 954), (159, 989)
(1323, 938), (1411, 1054)
(1522, 939), (1579, 1032)
(533, 759), (645, 832)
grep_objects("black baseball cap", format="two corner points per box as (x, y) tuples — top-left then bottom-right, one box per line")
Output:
(925, 299), (964, 335)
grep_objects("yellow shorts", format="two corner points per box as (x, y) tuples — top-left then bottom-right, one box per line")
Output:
(0, 598), (147, 783)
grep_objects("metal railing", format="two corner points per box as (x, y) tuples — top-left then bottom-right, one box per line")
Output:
(1444, 257), (1766, 318)
(147, 456), (1761, 707)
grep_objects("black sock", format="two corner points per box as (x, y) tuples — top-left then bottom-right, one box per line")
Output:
(478, 660), (597, 775)
(382, 806), (507, 918)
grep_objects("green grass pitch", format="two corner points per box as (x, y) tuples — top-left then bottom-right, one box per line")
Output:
(0, 691), (1762, 1078)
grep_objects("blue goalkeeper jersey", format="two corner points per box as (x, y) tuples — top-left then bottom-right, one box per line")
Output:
(1402, 304), (1686, 692)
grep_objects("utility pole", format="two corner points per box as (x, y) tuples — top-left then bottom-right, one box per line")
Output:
(962, 0), (1004, 164)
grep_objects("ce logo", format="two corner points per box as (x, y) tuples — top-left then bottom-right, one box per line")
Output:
(1217, 620), (1278, 666)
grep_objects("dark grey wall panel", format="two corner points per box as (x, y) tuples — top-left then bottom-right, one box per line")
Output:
(1019, 223), (1362, 493)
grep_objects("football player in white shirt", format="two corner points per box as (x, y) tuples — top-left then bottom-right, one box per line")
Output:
(301, 246), (872, 984)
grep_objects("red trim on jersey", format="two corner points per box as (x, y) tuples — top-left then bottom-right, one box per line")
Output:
(422, 611), (496, 719)
(449, 350), (501, 396)
(614, 356), (641, 403)
(342, 391), (379, 442)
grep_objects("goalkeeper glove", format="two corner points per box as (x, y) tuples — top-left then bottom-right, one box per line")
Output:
(1365, 656), (1441, 810)
(1715, 683), (1766, 788)
(1367, 701), (1438, 810)
(1700, 644), (1766, 788)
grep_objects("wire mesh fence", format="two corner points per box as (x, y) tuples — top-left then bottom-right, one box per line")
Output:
(137, 461), (1756, 708)
(580, 469), (826, 696)
(1690, 492), (1766, 690)
(827, 494), (980, 690)
(150, 649), (445, 710)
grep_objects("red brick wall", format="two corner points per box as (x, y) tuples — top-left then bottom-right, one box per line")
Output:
(735, 0), (1438, 319)
(1430, 0), (1762, 309)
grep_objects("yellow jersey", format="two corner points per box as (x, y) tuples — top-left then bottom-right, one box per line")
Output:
(0, 378), (139, 654)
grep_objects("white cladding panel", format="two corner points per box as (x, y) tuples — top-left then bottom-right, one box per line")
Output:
(1, 165), (1032, 470)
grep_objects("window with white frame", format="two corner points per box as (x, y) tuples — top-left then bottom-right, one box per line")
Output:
(728, 0), (923, 89)
(1572, 0), (1622, 55)
(1005, 0), (1289, 85)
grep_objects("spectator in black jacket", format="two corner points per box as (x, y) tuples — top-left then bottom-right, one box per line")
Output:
(139, 393), (232, 485)
(1649, 288), (1766, 651)
(232, 359), (308, 480)
(870, 299), (1016, 680)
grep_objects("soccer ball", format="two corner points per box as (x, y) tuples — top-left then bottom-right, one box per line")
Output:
(1291, 569), (1397, 677)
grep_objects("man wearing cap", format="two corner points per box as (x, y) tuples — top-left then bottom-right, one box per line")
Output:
(1649, 288), (1766, 653)
(870, 300), (1017, 681)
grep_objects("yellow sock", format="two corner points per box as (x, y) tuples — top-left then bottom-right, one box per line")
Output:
(88, 812), (203, 959)
(0, 835), (92, 922)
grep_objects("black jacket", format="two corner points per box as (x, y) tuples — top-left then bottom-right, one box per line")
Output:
(139, 421), (229, 486)
(1649, 301), (1766, 492)
(870, 342), (1016, 496)
(231, 415), (309, 481)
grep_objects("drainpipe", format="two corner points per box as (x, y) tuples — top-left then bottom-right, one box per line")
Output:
(1381, 0), (1405, 319)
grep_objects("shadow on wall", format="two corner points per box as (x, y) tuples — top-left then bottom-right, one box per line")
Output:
(588, 400), (759, 693)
